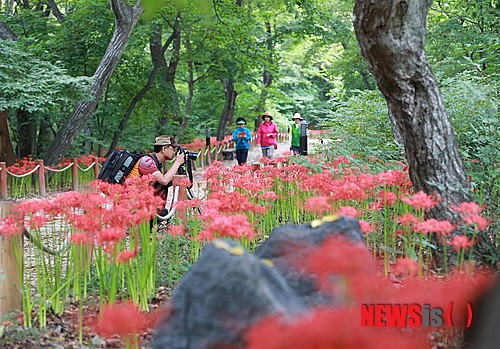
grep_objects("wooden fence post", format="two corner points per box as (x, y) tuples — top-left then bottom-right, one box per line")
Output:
(0, 201), (22, 321)
(93, 157), (100, 180)
(207, 146), (212, 166)
(172, 175), (188, 220)
(200, 150), (205, 168)
(0, 162), (7, 199)
(71, 158), (79, 191)
(37, 160), (46, 197)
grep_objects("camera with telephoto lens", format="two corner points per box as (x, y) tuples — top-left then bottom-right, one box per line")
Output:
(177, 146), (198, 161)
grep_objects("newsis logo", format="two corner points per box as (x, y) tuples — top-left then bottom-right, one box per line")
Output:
(360, 303), (473, 328)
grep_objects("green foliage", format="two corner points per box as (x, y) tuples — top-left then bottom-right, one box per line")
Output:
(318, 90), (402, 163)
(0, 40), (91, 113)
(439, 71), (499, 236)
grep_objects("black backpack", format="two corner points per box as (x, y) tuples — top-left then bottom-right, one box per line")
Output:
(98, 150), (145, 184)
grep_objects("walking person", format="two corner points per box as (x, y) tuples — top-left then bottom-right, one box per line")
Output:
(232, 117), (252, 165)
(257, 111), (279, 159)
(289, 113), (303, 155)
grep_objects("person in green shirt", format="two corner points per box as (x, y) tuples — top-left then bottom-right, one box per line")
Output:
(289, 113), (303, 154)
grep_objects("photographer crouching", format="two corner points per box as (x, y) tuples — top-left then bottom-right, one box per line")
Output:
(128, 135), (186, 217)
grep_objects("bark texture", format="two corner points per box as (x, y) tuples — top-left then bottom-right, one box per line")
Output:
(43, 0), (143, 166)
(216, 78), (237, 141)
(0, 19), (17, 40)
(106, 18), (180, 156)
(0, 111), (17, 165)
(353, 0), (471, 222)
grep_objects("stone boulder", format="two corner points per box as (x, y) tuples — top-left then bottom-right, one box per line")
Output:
(153, 239), (306, 349)
(153, 216), (365, 349)
(254, 216), (365, 306)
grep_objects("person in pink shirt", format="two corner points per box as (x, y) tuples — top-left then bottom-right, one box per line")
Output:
(257, 111), (279, 159)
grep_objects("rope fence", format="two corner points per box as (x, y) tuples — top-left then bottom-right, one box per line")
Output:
(0, 131), (324, 199)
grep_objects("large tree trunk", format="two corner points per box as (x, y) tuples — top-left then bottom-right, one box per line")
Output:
(216, 78), (237, 141)
(353, 0), (471, 224)
(106, 18), (180, 157)
(43, 0), (143, 166)
(0, 111), (17, 165)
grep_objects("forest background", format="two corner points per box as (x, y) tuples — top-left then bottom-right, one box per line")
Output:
(0, 0), (498, 226)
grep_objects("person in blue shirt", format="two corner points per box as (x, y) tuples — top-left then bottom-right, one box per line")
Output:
(232, 117), (252, 165)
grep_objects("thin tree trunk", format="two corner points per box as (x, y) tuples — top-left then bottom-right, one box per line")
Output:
(46, 0), (65, 23)
(353, 0), (472, 224)
(217, 78), (237, 141)
(106, 18), (180, 156)
(0, 110), (17, 165)
(0, 20), (18, 164)
(162, 13), (182, 129)
(255, 20), (274, 130)
(43, 0), (143, 166)
(16, 109), (36, 158)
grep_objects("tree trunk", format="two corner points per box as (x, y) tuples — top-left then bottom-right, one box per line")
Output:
(43, 0), (143, 166)
(0, 19), (18, 165)
(106, 18), (180, 157)
(161, 13), (182, 130)
(217, 78), (238, 141)
(0, 19), (18, 40)
(0, 111), (17, 165)
(15, 109), (36, 158)
(353, 0), (472, 224)
(388, 109), (403, 145)
(46, 0), (65, 23)
(255, 20), (274, 131)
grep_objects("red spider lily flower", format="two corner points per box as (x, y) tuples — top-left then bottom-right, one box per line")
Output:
(393, 258), (419, 277)
(304, 196), (331, 214)
(378, 190), (398, 206)
(70, 232), (94, 245)
(449, 235), (473, 251)
(461, 213), (489, 230)
(453, 202), (489, 230)
(116, 249), (138, 264)
(0, 216), (24, 238)
(335, 206), (359, 218)
(7, 156), (37, 175)
(453, 202), (482, 215)
(97, 227), (126, 245)
(27, 214), (48, 230)
(246, 308), (427, 349)
(358, 220), (373, 234)
(176, 177), (193, 188)
(168, 224), (186, 238)
(397, 213), (420, 226)
(259, 191), (278, 200)
(198, 212), (254, 241)
(375, 170), (412, 189)
(96, 301), (146, 339)
(402, 191), (439, 210)
(415, 219), (455, 235)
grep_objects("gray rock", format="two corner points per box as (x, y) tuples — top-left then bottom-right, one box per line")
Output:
(254, 217), (365, 306)
(153, 239), (306, 349)
(153, 217), (365, 349)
